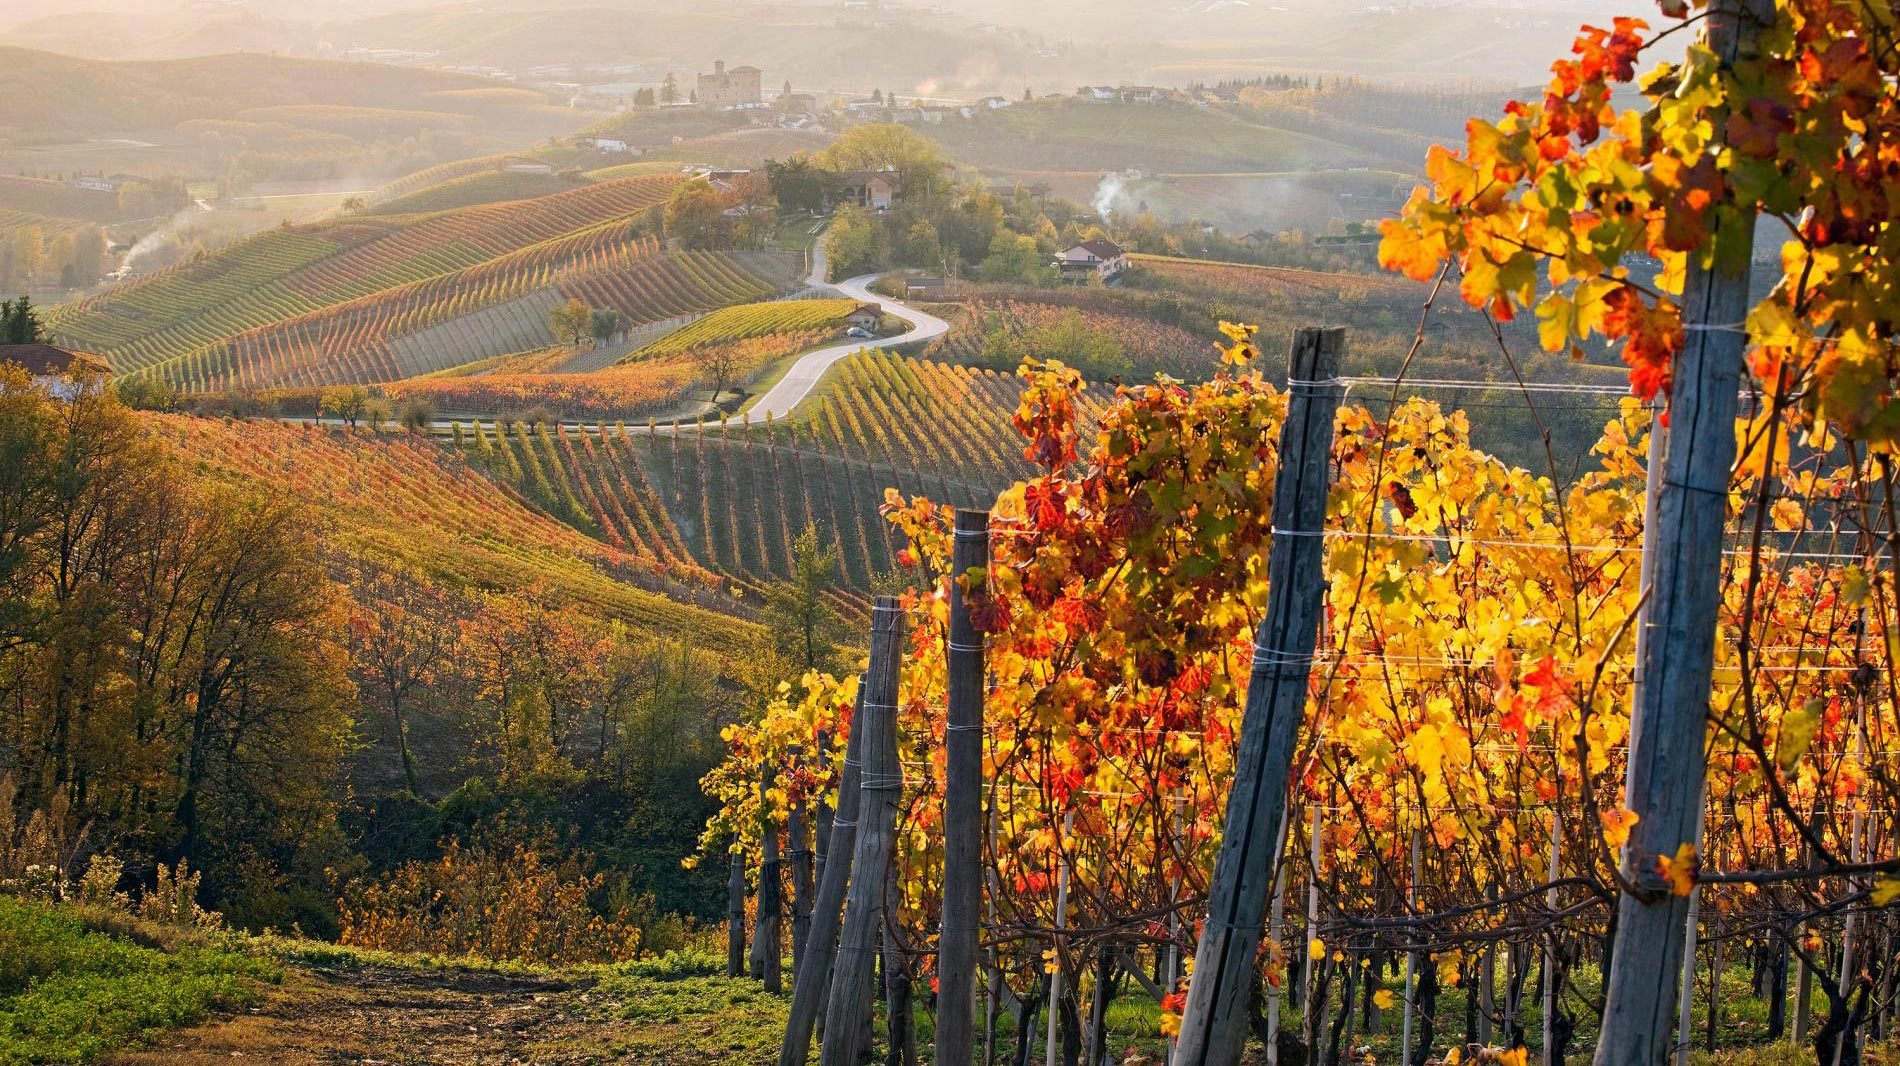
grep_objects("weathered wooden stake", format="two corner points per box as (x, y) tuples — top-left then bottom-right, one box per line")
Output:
(1543, 815), (1561, 1066)
(790, 789), (814, 975)
(1264, 818), (1291, 1066)
(1046, 810), (1075, 1066)
(757, 768), (784, 994)
(729, 842), (749, 979)
(1592, 6), (1766, 1063)
(937, 508), (990, 1066)
(1301, 803), (1326, 1055)
(820, 600), (906, 1066)
(780, 690), (866, 1066)
(1403, 828), (1421, 1064)
(1172, 326), (1346, 1066)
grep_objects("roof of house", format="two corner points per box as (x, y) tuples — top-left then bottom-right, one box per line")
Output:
(845, 302), (882, 317)
(729, 65), (763, 74)
(1070, 238), (1125, 259)
(1, 344), (111, 377)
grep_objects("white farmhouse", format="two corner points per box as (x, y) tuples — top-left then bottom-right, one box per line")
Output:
(1054, 239), (1128, 281)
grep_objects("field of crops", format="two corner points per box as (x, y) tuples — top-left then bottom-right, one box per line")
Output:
(154, 414), (757, 654)
(926, 296), (1216, 380)
(634, 299), (856, 358)
(49, 174), (701, 384)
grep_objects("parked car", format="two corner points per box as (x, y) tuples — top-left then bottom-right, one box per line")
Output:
(845, 326), (874, 338)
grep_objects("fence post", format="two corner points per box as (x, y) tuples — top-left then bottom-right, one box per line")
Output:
(729, 840), (749, 979)
(937, 508), (991, 1066)
(1592, 6), (1766, 1062)
(1403, 828), (1421, 1064)
(1171, 326), (1345, 1066)
(820, 599), (906, 1066)
(780, 690), (866, 1066)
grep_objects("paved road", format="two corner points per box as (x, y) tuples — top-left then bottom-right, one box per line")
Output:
(745, 242), (949, 421)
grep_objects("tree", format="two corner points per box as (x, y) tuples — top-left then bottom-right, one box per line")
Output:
(550, 298), (594, 346)
(0, 296), (48, 343)
(976, 231), (1053, 286)
(823, 207), (884, 277)
(664, 182), (730, 249)
(590, 308), (620, 343)
(345, 560), (459, 794)
(634, 87), (656, 108)
(693, 344), (742, 405)
(318, 386), (369, 428)
(765, 155), (831, 214)
(762, 524), (845, 674)
(660, 73), (679, 105)
(815, 124), (948, 201)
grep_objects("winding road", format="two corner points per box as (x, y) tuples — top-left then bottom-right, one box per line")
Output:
(744, 241), (950, 422)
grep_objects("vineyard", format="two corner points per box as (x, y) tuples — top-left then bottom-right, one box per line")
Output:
(174, 238), (794, 391)
(388, 361), (702, 421)
(686, 10), (1900, 1066)
(0, 175), (122, 223)
(924, 295), (1217, 380)
(439, 353), (1093, 599)
(156, 414), (756, 655)
(633, 299), (858, 359)
(48, 174), (691, 382)
(368, 168), (589, 216)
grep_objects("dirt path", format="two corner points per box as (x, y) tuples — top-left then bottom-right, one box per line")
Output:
(105, 963), (619, 1065)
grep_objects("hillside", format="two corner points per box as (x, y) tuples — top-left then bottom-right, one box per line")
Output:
(0, 47), (602, 192)
(49, 174), (804, 389)
(159, 413), (760, 653)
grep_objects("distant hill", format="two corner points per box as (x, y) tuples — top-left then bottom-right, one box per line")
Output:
(0, 47), (600, 191)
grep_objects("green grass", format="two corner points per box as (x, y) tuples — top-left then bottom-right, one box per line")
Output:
(590, 952), (788, 1064)
(0, 896), (276, 1065)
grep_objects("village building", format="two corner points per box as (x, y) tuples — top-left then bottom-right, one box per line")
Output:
(2, 344), (111, 399)
(696, 61), (763, 109)
(591, 138), (631, 153)
(904, 275), (947, 299)
(833, 170), (902, 211)
(1054, 238), (1128, 282)
(842, 303), (883, 331)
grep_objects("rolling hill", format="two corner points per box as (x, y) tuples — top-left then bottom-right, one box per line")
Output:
(48, 173), (805, 390)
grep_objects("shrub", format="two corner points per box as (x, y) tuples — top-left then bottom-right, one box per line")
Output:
(338, 840), (651, 966)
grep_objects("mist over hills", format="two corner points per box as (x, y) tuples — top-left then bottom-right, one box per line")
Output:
(0, 0), (1631, 93)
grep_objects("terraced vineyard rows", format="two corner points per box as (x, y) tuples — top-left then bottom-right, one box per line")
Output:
(155, 415), (757, 655)
(926, 296), (1215, 380)
(634, 299), (856, 358)
(445, 353), (1107, 603)
(50, 175), (685, 380)
(173, 238), (796, 391)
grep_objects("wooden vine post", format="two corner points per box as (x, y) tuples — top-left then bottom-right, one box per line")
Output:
(1171, 326), (1346, 1066)
(936, 508), (991, 1066)
(1591, 2), (1767, 1061)
(728, 841), (748, 979)
(757, 767), (784, 994)
(780, 691), (867, 1066)
(820, 599), (906, 1066)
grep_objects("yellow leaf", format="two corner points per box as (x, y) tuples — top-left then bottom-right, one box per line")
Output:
(1776, 700), (1823, 772)
(1770, 499), (1804, 532)
(1500, 1050), (1529, 1066)
(1446, 1051), (1463, 1066)
(1656, 843), (1698, 897)
(1372, 988), (1396, 1010)
(1600, 808), (1640, 850)
(1308, 938), (1326, 962)
(1872, 876), (1900, 908)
